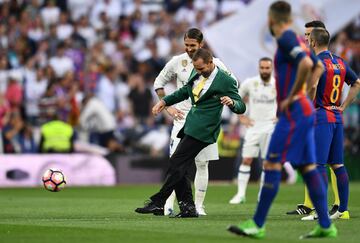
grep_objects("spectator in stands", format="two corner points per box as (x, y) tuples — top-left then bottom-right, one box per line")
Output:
(2, 111), (36, 153)
(127, 73), (153, 124)
(0, 93), (10, 129)
(80, 93), (123, 152)
(40, 0), (60, 28)
(96, 64), (118, 113)
(24, 67), (48, 125)
(49, 42), (75, 78)
(38, 81), (58, 125)
(5, 71), (23, 111)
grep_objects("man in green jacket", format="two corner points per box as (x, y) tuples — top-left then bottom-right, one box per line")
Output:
(135, 48), (246, 217)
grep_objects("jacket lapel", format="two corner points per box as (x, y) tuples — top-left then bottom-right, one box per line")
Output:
(187, 68), (200, 103)
(196, 68), (221, 102)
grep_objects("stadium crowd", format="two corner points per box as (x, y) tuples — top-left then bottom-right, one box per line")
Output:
(0, 0), (359, 157)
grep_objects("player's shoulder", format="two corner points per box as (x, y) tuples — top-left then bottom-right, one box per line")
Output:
(217, 67), (235, 83)
(332, 53), (346, 63)
(277, 29), (298, 46)
(168, 53), (189, 65)
(280, 29), (297, 39)
(213, 57), (224, 65)
(242, 75), (261, 85)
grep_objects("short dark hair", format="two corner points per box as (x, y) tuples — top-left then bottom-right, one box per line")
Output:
(269, 1), (291, 23)
(192, 48), (212, 63)
(310, 28), (330, 47)
(259, 57), (272, 63)
(184, 28), (203, 43)
(305, 20), (326, 29)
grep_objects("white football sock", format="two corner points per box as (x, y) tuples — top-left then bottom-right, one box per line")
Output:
(194, 159), (209, 208)
(283, 161), (297, 184)
(237, 164), (251, 198)
(257, 169), (265, 202)
(164, 190), (176, 215)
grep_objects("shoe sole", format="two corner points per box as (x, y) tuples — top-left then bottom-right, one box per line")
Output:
(227, 225), (247, 236)
(227, 225), (263, 239)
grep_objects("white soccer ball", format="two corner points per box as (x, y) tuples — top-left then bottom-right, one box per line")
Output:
(42, 169), (66, 192)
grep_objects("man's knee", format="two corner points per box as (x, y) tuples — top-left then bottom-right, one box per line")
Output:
(330, 164), (343, 170)
(263, 160), (282, 171)
(242, 157), (253, 166)
(195, 159), (208, 169)
(299, 164), (317, 174)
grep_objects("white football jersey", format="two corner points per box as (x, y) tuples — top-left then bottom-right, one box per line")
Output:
(239, 75), (277, 132)
(154, 52), (237, 127)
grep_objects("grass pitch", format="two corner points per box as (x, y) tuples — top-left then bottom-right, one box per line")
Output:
(0, 183), (359, 243)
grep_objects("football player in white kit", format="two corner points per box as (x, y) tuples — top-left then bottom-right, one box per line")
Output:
(229, 57), (278, 204)
(154, 28), (238, 215)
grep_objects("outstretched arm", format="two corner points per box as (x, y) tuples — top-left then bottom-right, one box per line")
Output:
(152, 85), (190, 116)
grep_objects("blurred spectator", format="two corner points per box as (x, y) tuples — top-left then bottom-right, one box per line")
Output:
(77, 16), (97, 47)
(24, 0), (41, 21)
(67, 0), (95, 22)
(24, 67), (48, 125)
(55, 71), (79, 124)
(28, 16), (46, 42)
(80, 94), (123, 152)
(48, 42), (75, 78)
(127, 74), (153, 124)
(5, 70), (23, 111)
(56, 11), (73, 41)
(38, 81), (58, 124)
(96, 64), (118, 113)
(0, 55), (9, 93)
(40, 0), (60, 28)
(90, 0), (122, 29)
(0, 93), (10, 129)
(2, 111), (36, 153)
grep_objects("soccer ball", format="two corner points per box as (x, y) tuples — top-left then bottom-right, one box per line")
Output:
(42, 169), (66, 192)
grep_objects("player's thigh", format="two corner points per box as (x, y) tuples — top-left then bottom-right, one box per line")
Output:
(196, 142), (219, 161)
(169, 123), (183, 156)
(266, 118), (290, 163)
(328, 123), (344, 165)
(259, 131), (273, 159)
(286, 115), (316, 166)
(314, 123), (334, 165)
(170, 137), (181, 157)
(242, 131), (260, 158)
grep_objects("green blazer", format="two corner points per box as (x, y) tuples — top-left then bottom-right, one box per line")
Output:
(163, 68), (246, 144)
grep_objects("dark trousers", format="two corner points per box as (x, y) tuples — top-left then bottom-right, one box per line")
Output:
(150, 135), (210, 206)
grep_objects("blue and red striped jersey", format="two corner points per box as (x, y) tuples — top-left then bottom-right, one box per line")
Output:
(274, 30), (317, 116)
(315, 51), (358, 124)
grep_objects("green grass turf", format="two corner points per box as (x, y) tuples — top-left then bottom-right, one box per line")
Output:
(0, 183), (359, 243)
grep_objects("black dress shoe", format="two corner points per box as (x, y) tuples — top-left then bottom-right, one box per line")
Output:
(170, 201), (198, 218)
(135, 200), (164, 215)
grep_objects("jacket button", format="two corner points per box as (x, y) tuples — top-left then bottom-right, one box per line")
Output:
(193, 104), (196, 107)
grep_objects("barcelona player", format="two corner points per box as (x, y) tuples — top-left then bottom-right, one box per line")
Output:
(301, 28), (360, 221)
(227, 1), (337, 239)
(287, 20), (341, 216)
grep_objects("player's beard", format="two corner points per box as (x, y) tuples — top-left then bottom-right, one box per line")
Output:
(186, 50), (196, 59)
(260, 73), (271, 81)
(202, 71), (211, 78)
